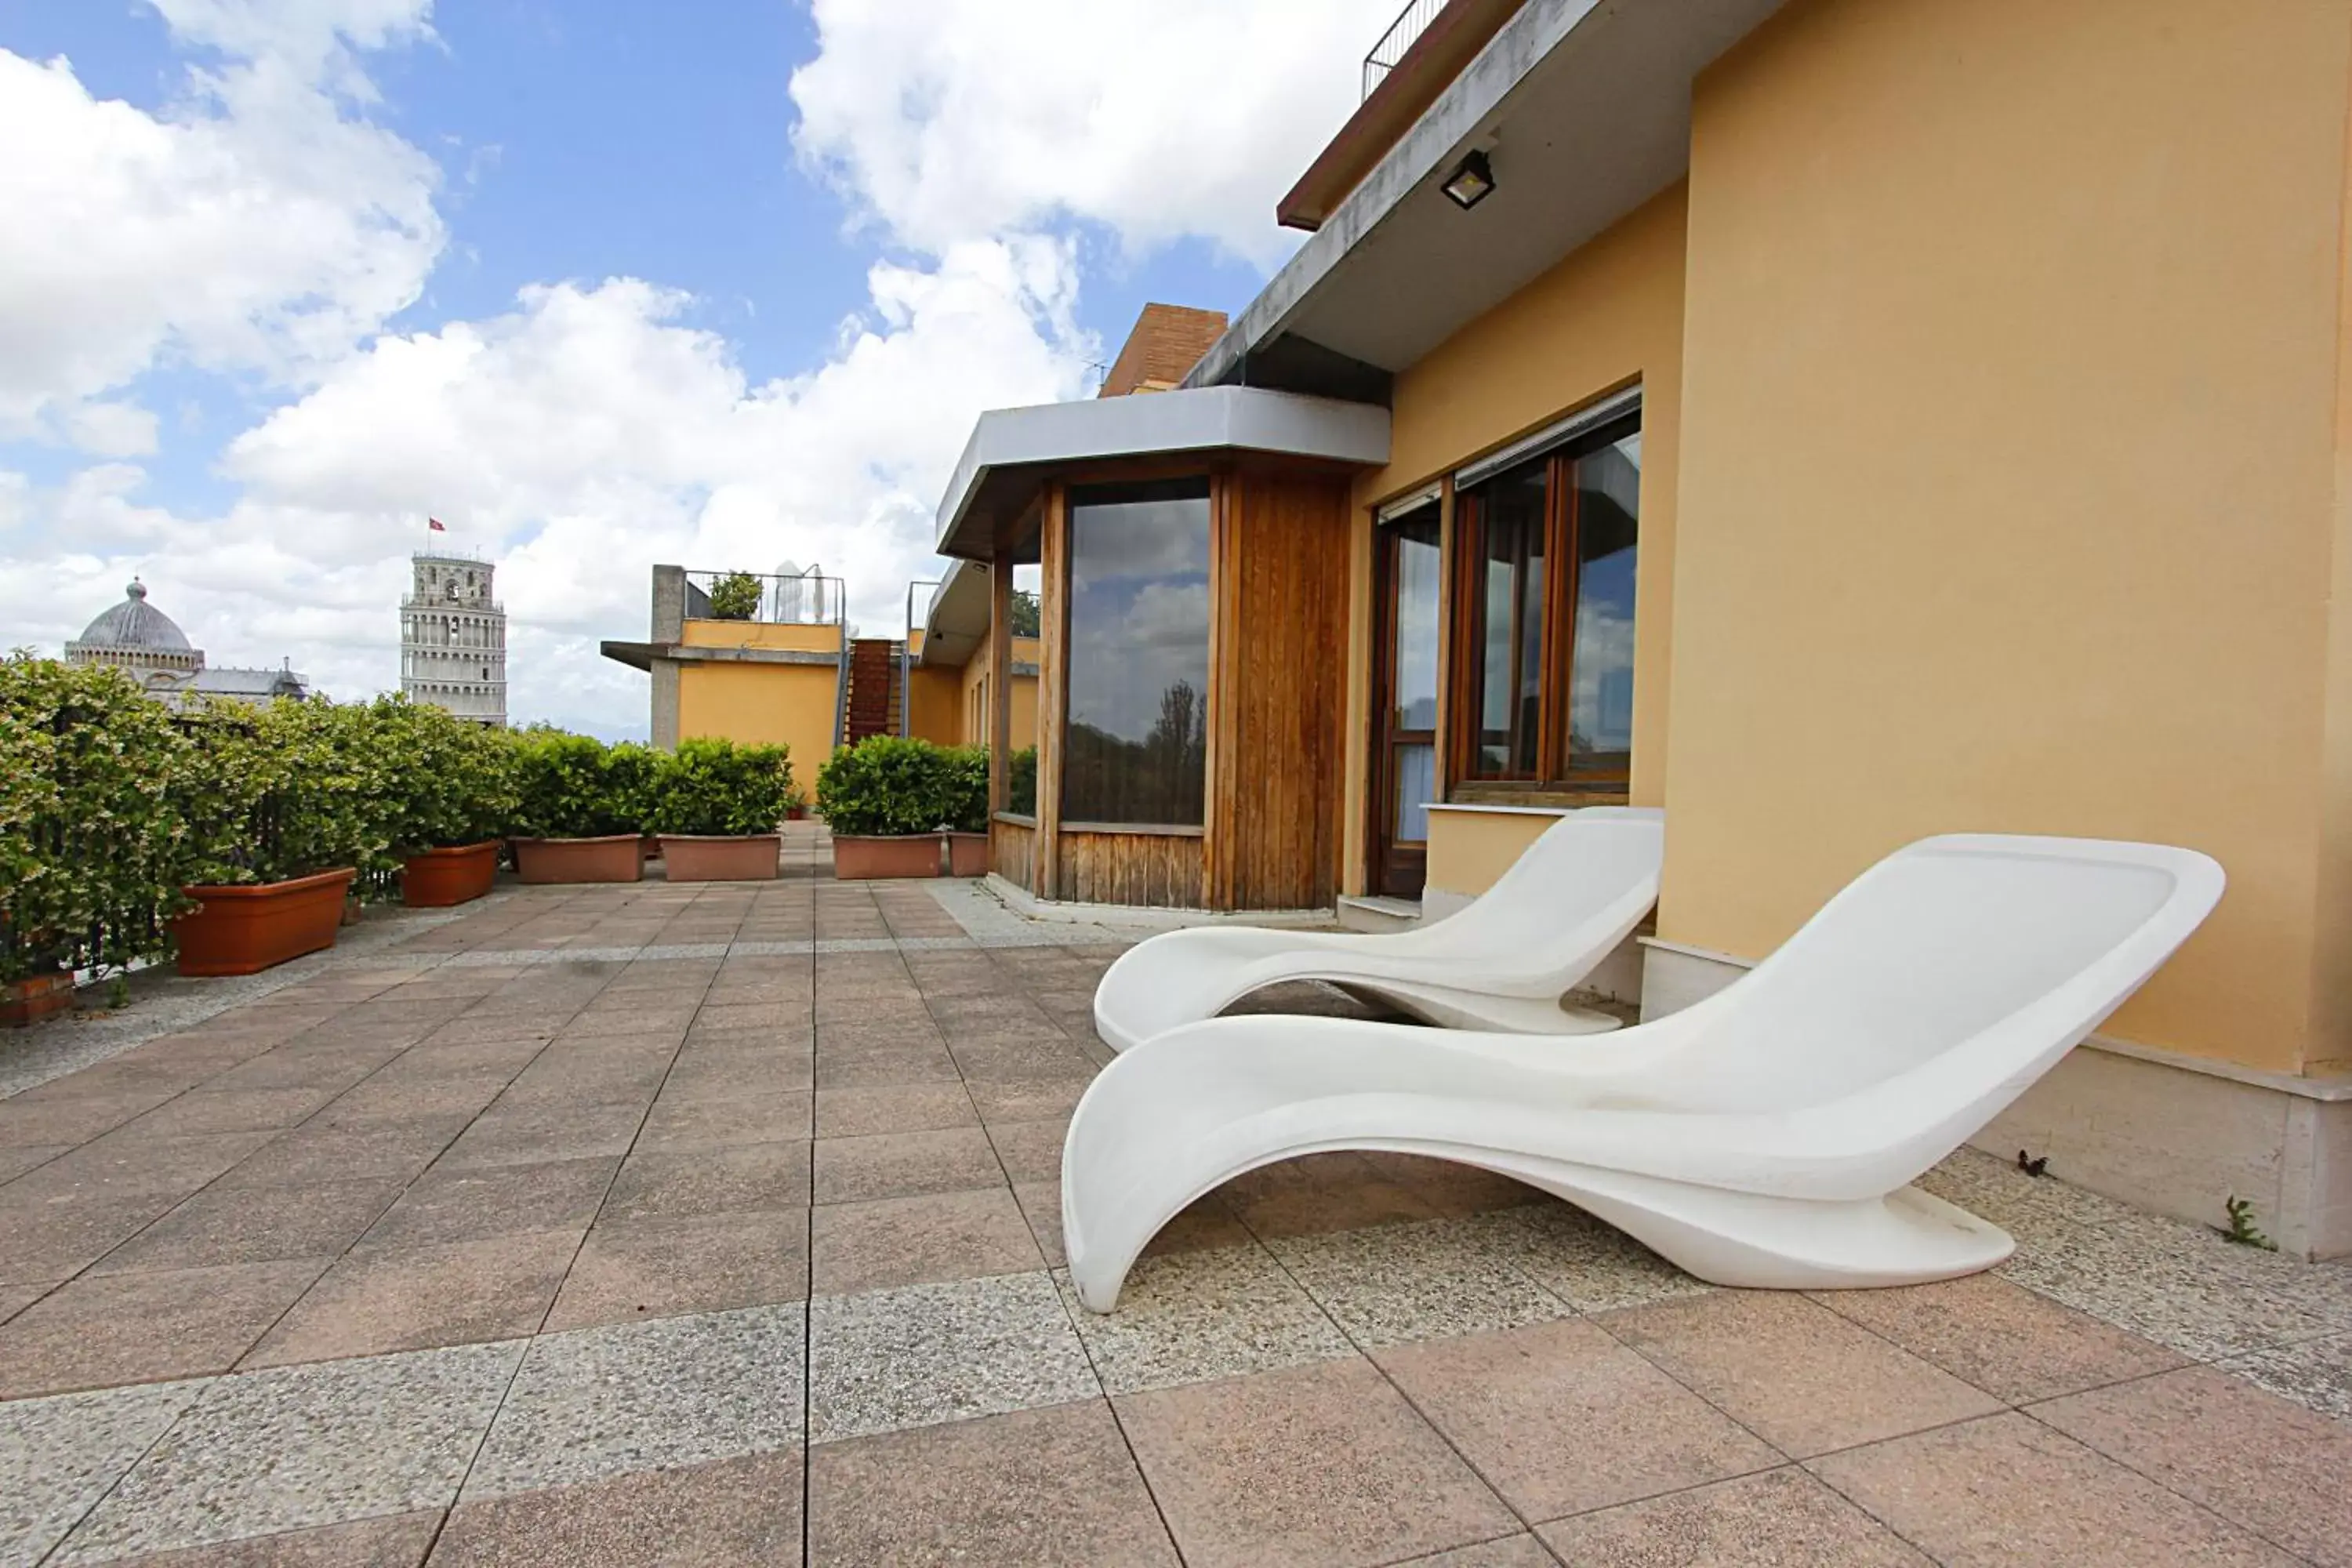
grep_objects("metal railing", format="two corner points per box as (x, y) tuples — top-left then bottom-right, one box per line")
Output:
(682, 568), (846, 626)
(1363, 0), (1445, 99)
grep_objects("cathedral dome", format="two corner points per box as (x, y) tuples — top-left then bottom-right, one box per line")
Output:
(74, 579), (193, 652)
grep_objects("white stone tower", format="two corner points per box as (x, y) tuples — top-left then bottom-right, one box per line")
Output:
(401, 553), (507, 724)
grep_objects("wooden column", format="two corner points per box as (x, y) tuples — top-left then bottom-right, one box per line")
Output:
(1034, 485), (1069, 902)
(988, 546), (1014, 820)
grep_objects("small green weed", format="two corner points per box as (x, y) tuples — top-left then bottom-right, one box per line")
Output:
(2223, 1195), (2278, 1250)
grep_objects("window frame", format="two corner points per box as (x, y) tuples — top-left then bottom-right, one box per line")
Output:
(1446, 408), (1641, 793)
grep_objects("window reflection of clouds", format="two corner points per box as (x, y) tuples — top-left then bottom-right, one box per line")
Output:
(1064, 479), (1210, 824)
(1569, 433), (1640, 760)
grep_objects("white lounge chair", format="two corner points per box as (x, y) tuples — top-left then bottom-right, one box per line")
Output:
(1091, 808), (1665, 1053)
(1064, 833), (2223, 1310)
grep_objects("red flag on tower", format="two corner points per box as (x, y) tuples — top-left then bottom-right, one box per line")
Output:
(427, 517), (446, 532)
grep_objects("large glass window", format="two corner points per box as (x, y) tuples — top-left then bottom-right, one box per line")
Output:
(1062, 478), (1211, 825)
(1455, 411), (1641, 783)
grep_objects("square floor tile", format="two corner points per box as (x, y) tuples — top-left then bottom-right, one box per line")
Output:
(983, 1117), (1067, 1185)
(0, 1260), (331, 1399)
(1378, 1318), (1780, 1521)
(600, 1142), (811, 1222)
(432, 1103), (644, 1171)
(1808, 1412), (2297, 1566)
(2226, 1329), (2352, 1420)
(811, 1084), (975, 1138)
(60, 1341), (522, 1563)
(467, 1303), (804, 1497)
(1269, 1216), (1576, 1348)
(432, 1454), (802, 1568)
(811, 1126), (1002, 1204)
(1052, 1245), (1352, 1395)
(92, 1180), (405, 1277)
(1487, 1203), (1711, 1314)
(216, 1120), (470, 1190)
(1, 1378), (209, 1568)
(808, 1271), (1097, 1443)
(1214, 1152), (1439, 1239)
(633, 1089), (812, 1152)
(809, 1187), (1040, 1295)
(0, 1195), (191, 1287)
(363, 1159), (615, 1249)
(1809, 1273), (2187, 1403)
(243, 1232), (579, 1367)
(808, 1399), (1175, 1567)
(1115, 1357), (1516, 1568)
(545, 1213), (808, 1330)
(95, 1512), (441, 1565)
(2031, 1365), (2352, 1566)
(1537, 1467), (1931, 1566)
(1604, 1290), (2002, 1457)
(1011, 1185), (1254, 1272)
(963, 1076), (1091, 1125)
(1999, 1219), (2331, 1361)
(1388, 1537), (1559, 1567)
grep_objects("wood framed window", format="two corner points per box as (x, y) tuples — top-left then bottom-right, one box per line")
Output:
(1370, 492), (1443, 898)
(1447, 405), (1642, 789)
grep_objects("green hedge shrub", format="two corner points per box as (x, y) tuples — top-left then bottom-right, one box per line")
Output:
(646, 739), (793, 837)
(375, 698), (519, 853)
(510, 729), (654, 839)
(704, 571), (762, 621)
(817, 737), (989, 837)
(0, 655), (198, 982)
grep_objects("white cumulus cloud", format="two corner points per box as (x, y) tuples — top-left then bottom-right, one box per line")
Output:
(789, 0), (1400, 264)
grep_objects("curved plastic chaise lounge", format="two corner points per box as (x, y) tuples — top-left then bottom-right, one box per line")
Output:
(1064, 833), (2223, 1310)
(1091, 808), (1665, 1053)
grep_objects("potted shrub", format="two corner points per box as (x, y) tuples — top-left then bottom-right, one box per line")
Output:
(946, 744), (991, 877)
(171, 697), (379, 977)
(648, 739), (792, 881)
(508, 730), (651, 883)
(0, 657), (194, 1022)
(783, 781), (810, 822)
(817, 736), (961, 880)
(382, 699), (518, 907)
(704, 570), (764, 621)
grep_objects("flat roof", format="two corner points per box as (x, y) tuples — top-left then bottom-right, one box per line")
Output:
(932, 384), (1389, 561)
(1189, 0), (1784, 394)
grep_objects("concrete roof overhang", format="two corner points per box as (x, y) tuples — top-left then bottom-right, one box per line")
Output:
(932, 383), (1390, 561)
(1187, 0), (1785, 395)
(918, 559), (991, 669)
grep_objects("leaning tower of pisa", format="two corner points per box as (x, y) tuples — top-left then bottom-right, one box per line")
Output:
(400, 553), (508, 724)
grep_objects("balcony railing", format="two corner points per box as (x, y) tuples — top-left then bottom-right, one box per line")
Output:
(1363, 0), (1445, 99)
(684, 568), (846, 626)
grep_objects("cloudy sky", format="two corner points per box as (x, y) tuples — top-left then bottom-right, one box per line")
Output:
(1, 0), (1396, 735)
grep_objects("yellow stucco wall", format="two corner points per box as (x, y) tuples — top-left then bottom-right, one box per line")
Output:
(1341, 186), (1689, 895)
(957, 638), (1040, 750)
(680, 619), (843, 655)
(1662, 0), (2352, 1073)
(1425, 810), (1559, 902)
(677, 660), (842, 790)
(906, 665), (963, 746)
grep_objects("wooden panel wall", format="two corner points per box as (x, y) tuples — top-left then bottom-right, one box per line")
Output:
(1058, 830), (1205, 909)
(991, 818), (1036, 891)
(1205, 466), (1354, 910)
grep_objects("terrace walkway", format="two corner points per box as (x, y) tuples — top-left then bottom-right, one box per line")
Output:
(2, 834), (2350, 1565)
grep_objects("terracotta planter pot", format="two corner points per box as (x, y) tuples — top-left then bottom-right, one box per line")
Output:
(512, 835), (644, 884)
(786, 806), (808, 822)
(832, 833), (945, 880)
(1, 972), (76, 1029)
(402, 840), (502, 907)
(174, 868), (356, 978)
(659, 834), (782, 882)
(947, 832), (989, 877)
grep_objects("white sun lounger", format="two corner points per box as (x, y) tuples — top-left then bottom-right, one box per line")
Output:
(1090, 808), (1665, 1053)
(1064, 833), (2223, 1310)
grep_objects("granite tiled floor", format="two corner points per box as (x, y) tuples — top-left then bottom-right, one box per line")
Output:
(2, 833), (2350, 1566)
